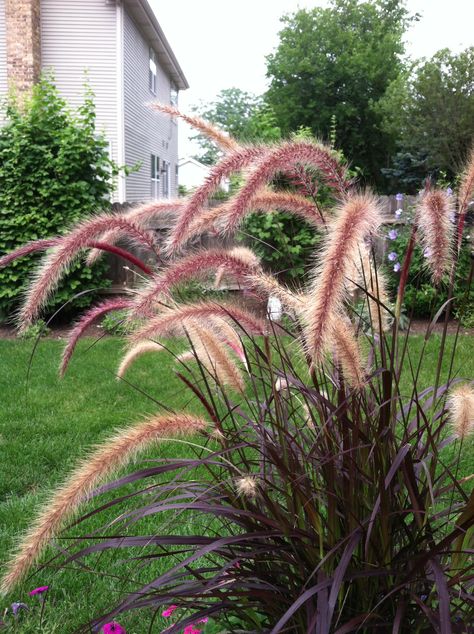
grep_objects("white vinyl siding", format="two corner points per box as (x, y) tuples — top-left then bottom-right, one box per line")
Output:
(123, 8), (178, 202)
(0, 0), (7, 108)
(40, 0), (118, 166)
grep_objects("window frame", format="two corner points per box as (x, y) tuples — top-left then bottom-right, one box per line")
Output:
(149, 47), (157, 95)
(151, 154), (160, 199)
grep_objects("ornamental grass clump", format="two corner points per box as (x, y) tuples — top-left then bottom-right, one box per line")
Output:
(0, 106), (473, 632)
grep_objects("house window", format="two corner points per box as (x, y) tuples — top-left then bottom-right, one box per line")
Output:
(149, 48), (157, 94)
(170, 84), (178, 107)
(151, 154), (160, 198)
(161, 160), (170, 198)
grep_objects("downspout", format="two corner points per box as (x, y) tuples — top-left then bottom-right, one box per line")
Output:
(116, 0), (126, 202)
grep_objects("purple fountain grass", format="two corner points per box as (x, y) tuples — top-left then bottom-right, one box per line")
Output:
(117, 341), (164, 379)
(0, 238), (60, 268)
(188, 325), (246, 394)
(416, 189), (453, 284)
(305, 193), (381, 363)
(329, 317), (366, 389)
(447, 384), (474, 439)
(167, 145), (268, 253)
(221, 140), (351, 234)
(456, 146), (474, 249)
(18, 213), (158, 329)
(0, 236), (152, 276)
(188, 190), (325, 239)
(0, 413), (209, 595)
(149, 102), (240, 154)
(214, 246), (261, 288)
(132, 248), (263, 317)
(86, 199), (183, 266)
(60, 298), (133, 377)
(130, 300), (267, 344)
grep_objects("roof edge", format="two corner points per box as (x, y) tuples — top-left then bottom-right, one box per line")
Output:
(124, 0), (189, 90)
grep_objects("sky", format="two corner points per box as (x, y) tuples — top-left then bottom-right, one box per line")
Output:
(149, 0), (474, 156)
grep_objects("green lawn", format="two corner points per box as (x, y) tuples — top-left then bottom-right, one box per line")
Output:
(0, 334), (472, 632)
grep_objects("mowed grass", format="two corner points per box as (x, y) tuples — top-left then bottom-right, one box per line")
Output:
(0, 333), (473, 632)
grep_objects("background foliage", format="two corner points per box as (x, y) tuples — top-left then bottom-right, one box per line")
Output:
(379, 47), (474, 190)
(0, 76), (117, 321)
(265, 0), (413, 189)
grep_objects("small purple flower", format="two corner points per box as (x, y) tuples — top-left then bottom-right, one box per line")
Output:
(387, 251), (398, 262)
(395, 193), (404, 202)
(388, 229), (398, 240)
(395, 209), (402, 218)
(446, 187), (453, 196)
(393, 262), (401, 273)
(423, 247), (432, 258)
(11, 602), (28, 617)
(449, 211), (456, 224)
(102, 623), (126, 634)
(28, 586), (49, 597)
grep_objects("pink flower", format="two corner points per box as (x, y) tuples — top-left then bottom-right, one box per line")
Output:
(102, 623), (126, 634)
(197, 617), (209, 624)
(28, 586), (49, 596)
(162, 604), (178, 618)
(183, 626), (202, 634)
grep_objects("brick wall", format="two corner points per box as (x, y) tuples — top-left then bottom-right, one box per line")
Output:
(5, 0), (41, 93)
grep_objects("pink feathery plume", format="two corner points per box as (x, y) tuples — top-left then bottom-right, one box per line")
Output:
(149, 102), (239, 153)
(223, 140), (351, 234)
(305, 193), (381, 363)
(117, 341), (164, 378)
(86, 199), (182, 266)
(0, 237), (152, 275)
(131, 300), (267, 343)
(167, 145), (268, 253)
(0, 238), (60, 268)
(189, 325), (245, 394)
(0, 413), (208, 594)
(188, 190), (323, 239)
(416, 189), (453, 284)
(132, 248), (262, 317)
(330, 317), (366, 389)
(447, 384), (474, 439)
(59, 299), (131, 377)
(456, 147), (474, 249)
(60, 298), (132, 377)
(19, 213), (158, 329)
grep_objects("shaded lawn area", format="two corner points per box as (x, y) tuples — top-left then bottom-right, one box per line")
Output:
(0, 334), (472, 632)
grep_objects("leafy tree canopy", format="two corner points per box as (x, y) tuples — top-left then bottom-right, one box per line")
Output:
(265, 0), (415, 189)
(379, 47), (474, 188)
(191, 87), (281, 164)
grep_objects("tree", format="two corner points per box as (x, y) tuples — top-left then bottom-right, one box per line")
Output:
(379, 47), (474, 186)
(0, 76), (118, 320)
(265, 0), (414, 188)
(192, 87), (281, 164)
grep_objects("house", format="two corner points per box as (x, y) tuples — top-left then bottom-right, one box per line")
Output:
(178, 156), (230, 193)
(0, 0), (188, 202)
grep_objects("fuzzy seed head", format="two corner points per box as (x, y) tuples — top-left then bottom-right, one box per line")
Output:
(305, 193), (382, 363)
(236, 476), (258, 499)
(117, 341), (164, 378)
(447, 385), (474, 439)
(19, 213), (157, 329)
(60, 299), (132, 377)
(417, 189), (453, 284)
(0, 413), (208, 595)
(223, 140), (350, 234)
(132, 249), (263, 317)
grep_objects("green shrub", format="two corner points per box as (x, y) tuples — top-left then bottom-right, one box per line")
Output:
(0, 76), (118, 322)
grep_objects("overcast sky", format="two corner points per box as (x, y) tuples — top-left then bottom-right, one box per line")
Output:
(149, 0), (474, 156)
